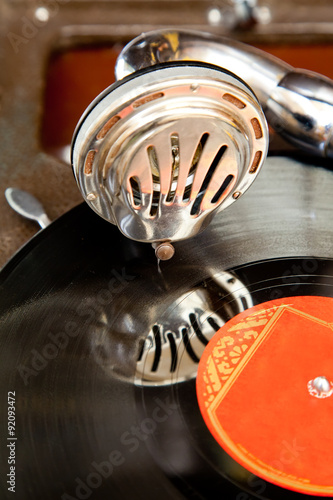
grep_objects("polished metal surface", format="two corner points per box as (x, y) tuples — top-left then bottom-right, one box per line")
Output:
(1, 1), (333, 267)
(154, 242), (175, 261)
(308, 376), (333, 398)
(116, 29), (333, 158)
(0, 1), (333, 498)
(5, 188), (51, 229)
(135, 271), (253, 386)
(72, 63), (268, 245)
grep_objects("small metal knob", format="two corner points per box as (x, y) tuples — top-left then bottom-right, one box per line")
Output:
(154, 242), (175, 261)
(308, 376), (333, 399)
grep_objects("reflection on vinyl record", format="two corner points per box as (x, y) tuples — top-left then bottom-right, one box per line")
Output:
(1, 156), (333, 499)
(136, 257), (333, 500)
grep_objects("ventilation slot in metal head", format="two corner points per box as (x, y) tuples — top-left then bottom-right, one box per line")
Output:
(129, 176), (142, 208)
(168, 133), (181, 202)
(130, 131), (230, 219)
(146, 145), (160, 217)
(182, 132), (209, 202)
(147, 133), (212, 213)
(190, 144), (231, 216)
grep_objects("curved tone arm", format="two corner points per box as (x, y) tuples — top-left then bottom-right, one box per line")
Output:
(116, 29), (333, 158)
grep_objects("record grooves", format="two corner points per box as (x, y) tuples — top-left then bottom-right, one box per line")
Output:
(1, 155), (333, 499)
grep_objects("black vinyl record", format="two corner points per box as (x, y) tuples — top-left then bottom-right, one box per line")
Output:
(1, 156), (333, 499)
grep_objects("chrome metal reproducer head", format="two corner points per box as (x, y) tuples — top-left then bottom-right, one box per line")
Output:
(72, 29), (333, 259)
(72, 60), (268, 259)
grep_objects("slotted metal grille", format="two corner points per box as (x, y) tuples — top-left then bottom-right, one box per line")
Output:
(73, 64), (268, 244)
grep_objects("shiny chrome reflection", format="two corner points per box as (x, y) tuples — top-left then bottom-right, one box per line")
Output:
(308, 376), (333, 399)
(85, 268), (254, 386)
(116, 29), (333, 158)
(72, 28), (333, 255)
(135, 271), (253, 386)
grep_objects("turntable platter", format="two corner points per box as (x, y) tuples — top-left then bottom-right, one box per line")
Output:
(0, 155), (333, 499)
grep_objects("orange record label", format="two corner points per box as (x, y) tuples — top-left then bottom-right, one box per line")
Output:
(196, 296), (333, 496)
